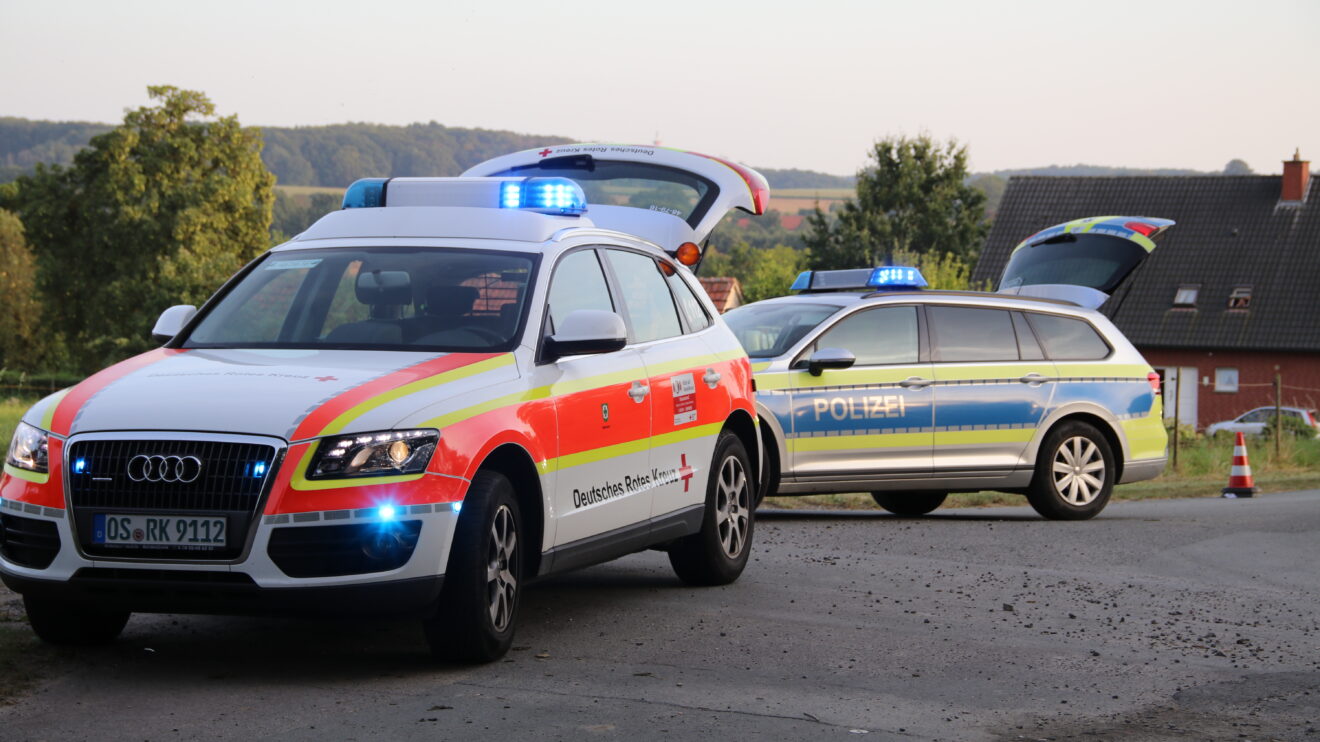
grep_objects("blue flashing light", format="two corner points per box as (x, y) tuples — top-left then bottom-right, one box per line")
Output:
(252, 461), (268, 478)
(500, 182), (523, 209)
(342, 178), (388, 209)
(377, 504), (397, 521)
(867, 266), (928, 290)
(73, 458), (87, 474)
(450, 501), (463, 514)
(500, 177), (587, 215)
(790, 271), (812, 291)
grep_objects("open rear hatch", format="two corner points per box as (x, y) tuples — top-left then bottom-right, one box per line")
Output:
(997, 216), (1175, 309)
(464, 144), (769, 257)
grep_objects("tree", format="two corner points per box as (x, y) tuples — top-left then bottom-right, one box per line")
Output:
(2, 86), (274, 372)
(0, 209), (45, 370)
(804, 134), (988, 269)
(699, 242), (808, 303)
(1223, 159), (1254, 175)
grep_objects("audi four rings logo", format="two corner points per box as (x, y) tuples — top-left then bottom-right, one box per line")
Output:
(126, 454), (203, 483)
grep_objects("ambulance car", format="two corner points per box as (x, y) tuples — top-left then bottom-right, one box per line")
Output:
(1, 144), (765, 662)
(724, 216), (1172, 520)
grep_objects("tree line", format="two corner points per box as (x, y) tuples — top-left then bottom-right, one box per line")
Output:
(0, 86), (994, 377)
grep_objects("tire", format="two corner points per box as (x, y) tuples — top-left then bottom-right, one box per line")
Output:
(1026, 421), (1115, 520)
(424, 470), (522, 663)
(870, 491), (947, 516)
(24, 596), (129, 645)
(669, 431), (754, 586)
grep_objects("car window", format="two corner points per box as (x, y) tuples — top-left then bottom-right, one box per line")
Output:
(811, 306), (919, 366)
(1012, 312), (1045, 360)
(723, 302), (840, 358)
(604, 250), (682, 343)
(928, 306), (1018, 363)
(1239, 409), (1270, 423)
(663, 267), (711, 332)
(547, 249), (614, 334)
(1026, 313), (1110, 361)
(186, 248), (534, 351)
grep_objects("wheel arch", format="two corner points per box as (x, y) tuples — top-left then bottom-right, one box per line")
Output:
(475, 443), (546, 579)
(1038, 411), (1126, 482)
(721, 409), (760, 494)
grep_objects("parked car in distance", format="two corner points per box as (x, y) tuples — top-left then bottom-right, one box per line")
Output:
(1206, 406), (1320, 437)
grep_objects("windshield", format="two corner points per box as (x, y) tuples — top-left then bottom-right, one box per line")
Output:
(184, 247), (536, 351)
(1000, 234), (1149, 293)
(491, 158), (715, 226)
(722, 302), (841, 358)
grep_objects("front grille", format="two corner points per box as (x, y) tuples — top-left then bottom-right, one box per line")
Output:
(67, 439), (276, 513)
(268, 521), (422, 577)
(66, 438), (279, 560)
(0, 514), (61, 568)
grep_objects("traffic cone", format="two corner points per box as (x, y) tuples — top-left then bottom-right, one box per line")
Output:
(1221, 431), (1259, 498)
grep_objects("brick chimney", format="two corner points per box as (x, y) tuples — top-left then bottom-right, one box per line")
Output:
(1282, 148), (1310, 202)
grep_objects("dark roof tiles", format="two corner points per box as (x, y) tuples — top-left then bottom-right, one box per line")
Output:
(973, 176), (1320, 352)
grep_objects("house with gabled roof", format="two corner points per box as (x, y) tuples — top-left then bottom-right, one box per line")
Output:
(973, 152), (1319, 429)
(698, 276), (745, 313)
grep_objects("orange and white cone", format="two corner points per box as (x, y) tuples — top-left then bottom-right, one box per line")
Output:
(1222, 431), (1259, 498)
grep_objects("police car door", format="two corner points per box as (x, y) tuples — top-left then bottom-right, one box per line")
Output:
(538, 248), (653, 546)
(926, 305), (1057, 472)
(787, 304), (934, 481)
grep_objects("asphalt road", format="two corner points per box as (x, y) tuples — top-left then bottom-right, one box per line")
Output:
(2, 491), (1318, 741)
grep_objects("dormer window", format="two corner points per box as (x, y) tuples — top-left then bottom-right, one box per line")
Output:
(1228, 286), (1253, 310)
(1173, 285), (1199, 307)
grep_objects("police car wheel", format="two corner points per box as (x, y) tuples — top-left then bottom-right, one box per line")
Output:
(668, 432), (754, 586)
(23, 596), (129, 645)
(870, 491), (947, 516)
(1027, 421), (1115, 520)
(424, 470), (522, 663)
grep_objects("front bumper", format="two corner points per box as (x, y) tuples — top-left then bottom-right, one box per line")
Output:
(1, 569), (444, 618)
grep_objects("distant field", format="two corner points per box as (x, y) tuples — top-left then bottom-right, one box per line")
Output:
(773, 188), (854, 199)
(275, 185), (342, 198)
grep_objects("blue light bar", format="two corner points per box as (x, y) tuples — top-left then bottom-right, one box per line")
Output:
(867, 266), (928, 289)
(342, 178), (388, 209)
(499, 177), (587, 215)
(790, 271), (812, 291)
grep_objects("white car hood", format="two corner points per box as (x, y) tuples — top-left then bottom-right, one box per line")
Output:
(65, 349), (458, 440)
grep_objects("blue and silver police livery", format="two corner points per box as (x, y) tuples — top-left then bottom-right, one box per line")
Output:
(724, 217), (1173, 521)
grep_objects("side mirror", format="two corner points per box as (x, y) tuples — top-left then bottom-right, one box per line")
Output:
(152, 305), (197, 343)
(545, 310), (627, 360)
(807, 347), (855, 376)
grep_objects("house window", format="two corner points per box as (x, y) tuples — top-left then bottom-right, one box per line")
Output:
(1172, 285), (1199, 307)
(1227, 286), (1252, 309)
(1215, 367), (1239, 393)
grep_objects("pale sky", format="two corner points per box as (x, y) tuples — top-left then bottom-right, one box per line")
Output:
(2, 0), (1316, 175)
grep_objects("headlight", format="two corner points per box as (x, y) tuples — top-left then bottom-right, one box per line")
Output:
(6, 421), (50, 474)
(307, 429), (438, 480)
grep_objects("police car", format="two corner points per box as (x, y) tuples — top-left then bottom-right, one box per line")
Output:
(0, 144), (764, 662)
(724, 216), (1172, 520)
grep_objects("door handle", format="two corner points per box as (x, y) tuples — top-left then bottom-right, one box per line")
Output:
(898, 376), (932, 389)
(1018, 373), (1051, 386)
(703, 367), (722, 388)
(628, 381), (650, 403)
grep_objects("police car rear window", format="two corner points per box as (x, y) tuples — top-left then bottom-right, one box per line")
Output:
(1025, 313), (1111, 360)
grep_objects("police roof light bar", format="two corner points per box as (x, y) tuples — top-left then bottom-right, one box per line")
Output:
(791, 267), (928, 293)
(342, 176), (588, 216)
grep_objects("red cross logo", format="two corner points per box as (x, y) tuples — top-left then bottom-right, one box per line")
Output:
(679, 454), (694, 492)
(538, 148), (553, 157)
(314, 375), (338, 382)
